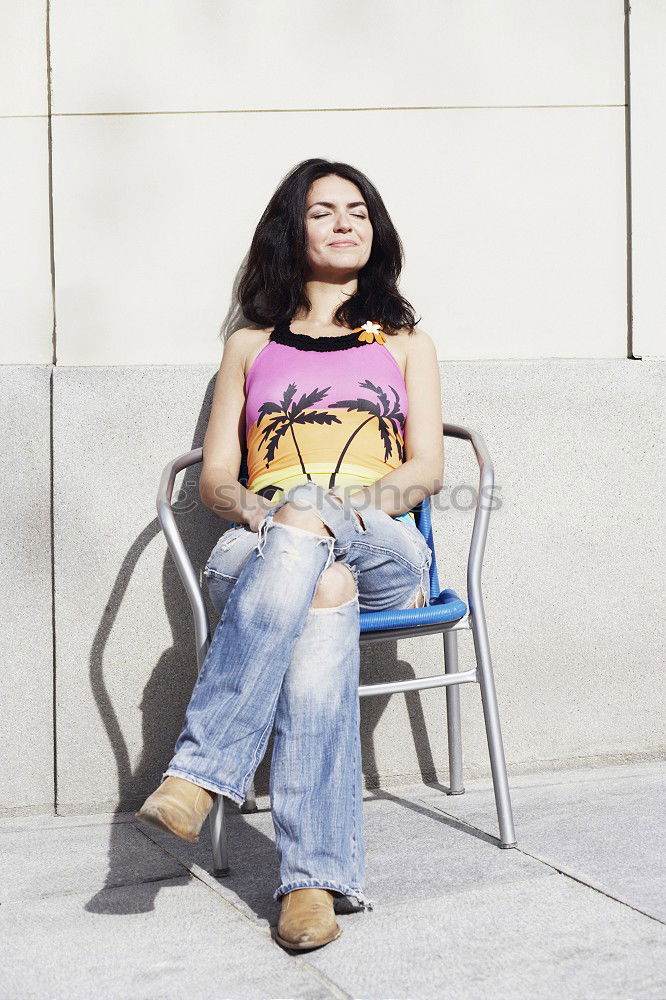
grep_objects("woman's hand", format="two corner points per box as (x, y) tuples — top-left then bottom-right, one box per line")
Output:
(245, 496), (276, 533)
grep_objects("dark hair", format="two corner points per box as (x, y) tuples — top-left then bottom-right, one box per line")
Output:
(236, 158), (421, 336)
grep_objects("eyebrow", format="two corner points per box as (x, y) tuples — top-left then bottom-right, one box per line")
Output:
(308, 200), (367, 210)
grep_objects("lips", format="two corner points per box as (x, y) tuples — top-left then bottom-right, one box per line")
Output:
(329, 242), (357, 246)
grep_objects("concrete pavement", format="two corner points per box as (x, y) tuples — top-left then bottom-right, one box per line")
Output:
(1, 760), (664, 998)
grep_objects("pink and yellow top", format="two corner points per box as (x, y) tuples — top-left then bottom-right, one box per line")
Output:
(244, 320), (415, 523)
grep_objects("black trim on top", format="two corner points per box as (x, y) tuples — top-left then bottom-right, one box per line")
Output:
(270, 320), (371, 352)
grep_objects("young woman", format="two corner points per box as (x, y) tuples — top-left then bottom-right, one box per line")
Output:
(137, 158), (444, 951)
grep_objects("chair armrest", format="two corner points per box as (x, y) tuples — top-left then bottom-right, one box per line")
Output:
(442, 422), (495, 617)
(156, 447), (211, 670)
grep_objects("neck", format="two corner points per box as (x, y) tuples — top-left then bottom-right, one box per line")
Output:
(295, 275), (359, 327)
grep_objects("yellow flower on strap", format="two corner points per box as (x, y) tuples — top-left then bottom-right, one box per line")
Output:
(353, 321), (387, 344)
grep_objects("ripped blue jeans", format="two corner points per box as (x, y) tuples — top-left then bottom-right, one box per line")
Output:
(162, 480), (432, 912)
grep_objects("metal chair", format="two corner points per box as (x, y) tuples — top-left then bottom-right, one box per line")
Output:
(156, 422), (517, 875)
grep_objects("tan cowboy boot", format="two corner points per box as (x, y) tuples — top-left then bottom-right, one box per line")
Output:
(135, 776), (215, 843)
(275, 888), (342, 950)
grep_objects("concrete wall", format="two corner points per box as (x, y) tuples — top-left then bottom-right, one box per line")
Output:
(1, 2), (664, 816)
(629, 0), (666, 359)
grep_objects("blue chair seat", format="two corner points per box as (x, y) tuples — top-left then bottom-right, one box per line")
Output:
(359, 589), (467, 633)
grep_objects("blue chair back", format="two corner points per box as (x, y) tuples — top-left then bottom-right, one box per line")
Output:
(410, 496), (442, 603)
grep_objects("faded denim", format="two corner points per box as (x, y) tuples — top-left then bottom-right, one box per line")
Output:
(162, 480), (432, 912)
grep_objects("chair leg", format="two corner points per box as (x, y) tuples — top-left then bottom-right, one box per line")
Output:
(443, 630), (465, 794)
(241, 778), (259, 813)
(209, 776), (259, 876)
(469, 608), (517, 848)
(209, 795), (230, 875)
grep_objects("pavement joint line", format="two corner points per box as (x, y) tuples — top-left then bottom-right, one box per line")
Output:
(132, 822), (351, 997)
(132, 821), (271, 932)
(0, 815), (137, 833)
(419, 798), (666, 927)
(2, 761), (660, 826)
(415, 761), (665, 796)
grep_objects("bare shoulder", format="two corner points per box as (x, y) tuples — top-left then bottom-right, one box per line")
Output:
(223, 325), (273, 379)
(385, 325), (436, 377)
(402, 325), (435, 347)
(403, 326), (437, 370)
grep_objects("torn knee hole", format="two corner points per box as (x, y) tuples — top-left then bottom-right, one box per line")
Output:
(312, 563), (358, 609)
(310, 593), (359, 613)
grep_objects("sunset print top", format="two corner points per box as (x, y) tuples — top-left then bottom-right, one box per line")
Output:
(243, 320), (415, 524)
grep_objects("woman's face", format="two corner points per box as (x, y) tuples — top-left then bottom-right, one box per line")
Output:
(303, 174), (373, 280)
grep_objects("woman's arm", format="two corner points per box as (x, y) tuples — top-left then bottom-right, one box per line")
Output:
(348, 327), (444, 518)
(199, 329), (274, 528)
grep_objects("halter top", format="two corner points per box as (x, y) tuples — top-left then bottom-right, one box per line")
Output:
(243, 320), (415, 523)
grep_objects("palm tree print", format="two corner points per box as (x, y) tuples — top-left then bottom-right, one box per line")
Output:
(256, 382), (342, 480)
(326, 379), (405, 488)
